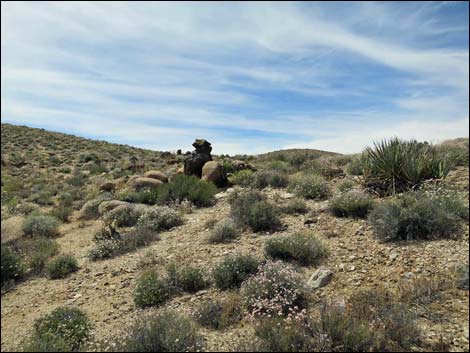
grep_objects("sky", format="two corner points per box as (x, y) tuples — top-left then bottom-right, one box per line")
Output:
(1, 1), (469, 155)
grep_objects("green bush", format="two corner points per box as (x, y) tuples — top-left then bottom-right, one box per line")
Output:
(228, 170), (255, 188)
(119, 311), (204, 352)
(337, 179), (356, 192)
(134, 270), (174, 308)
(229, 190), (281, 232)
(212, 253), (260, 290)
(166, 264), (209, 293)
(369, 187), (468, 242)
(1, 246), (23, 286)
(362, 138), (451, 195)
(23, 213), (60, 238)
(88, 229), (158, 261)
(329, 190), (373, 218)
(156, 174), (216, 207)
(346, 154), (366, 175)
(46, 255), (78, 279)
(136, 206), (183, 232)
(32, 307), (91, 351)
(280, 198), (308, 214)
(207, 220), (240, 243)
(28, 238), (60, 275)
(22, 332), (71, 352)
(241, 261), (307, 317)
(253, 170), (289, 189)
(117, 188), (158, 205)
(265, 232), (327, 265)
(102, 205), (144, 227)
(287, 174), (329, 200)
(194, 294), (242, 330)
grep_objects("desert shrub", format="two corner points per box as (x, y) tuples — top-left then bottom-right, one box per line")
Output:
(337, 179), (356, 192)
(329, 190), (373, 218)
(134, 270), (174, 308)
(156, 174), (216, 207)
(437, 140), (469, 167)
(253, 170), (289, 189)
(369, 188), (467, 242)
(244, 290), (421, 352)
(212, 253), (260, 290)
(118, 311), (204, 352)
(362, 138), (451, 195)
(194, 294), (242, 330)
(136, 206), (183, 232)
(46, 255), (78, 279)
(229, 170), (255, 188)
(207, 219), (240, 243)
(32, 307), (91, 351)
(26, 238), (60, 275)
(78, 193), (113, 220)
(1, 246), (23, 286)
(456, 263), (469, 290)
(265, 232), (327, 266)
(287, 174), (329, 200)
(241, 261), (307, 318)
(166, 264), (209, 293)
(398, 276), (450, 305)
(102, 205), (143, 227)
(280, 198), (308, 214)
(229, 190), (280, 232)
(22, 332), (71, 352)
(251, 317), (319, 352)
(117, 188), (158, 205)
(321, 290), (420, 351)
(23, 213), (60, 238)
(88, 229), (158, 261)
(50, 206), (73, 223)
(346, 154), (366, 175)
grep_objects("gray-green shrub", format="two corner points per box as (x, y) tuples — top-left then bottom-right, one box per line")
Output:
(265, 232), (327, 265)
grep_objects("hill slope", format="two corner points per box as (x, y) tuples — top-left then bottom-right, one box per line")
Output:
(1, 124), (469, 352)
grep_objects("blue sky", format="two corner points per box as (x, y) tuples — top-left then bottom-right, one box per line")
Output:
(1, 1), (469, 154)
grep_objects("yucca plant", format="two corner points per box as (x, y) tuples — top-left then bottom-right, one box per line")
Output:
(362, 138), (451, 195)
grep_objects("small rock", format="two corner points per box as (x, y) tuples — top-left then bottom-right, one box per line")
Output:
(308, 267), (333, 289)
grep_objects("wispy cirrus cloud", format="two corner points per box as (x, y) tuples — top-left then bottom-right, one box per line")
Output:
(1, 1), (468, 154)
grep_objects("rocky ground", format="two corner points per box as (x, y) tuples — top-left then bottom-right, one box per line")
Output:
(1, 167), (469, 352)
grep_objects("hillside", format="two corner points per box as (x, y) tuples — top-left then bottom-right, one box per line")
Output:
(1, 124), (469, 352)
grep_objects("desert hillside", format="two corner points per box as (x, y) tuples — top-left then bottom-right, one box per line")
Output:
(1, 123), (469, 352)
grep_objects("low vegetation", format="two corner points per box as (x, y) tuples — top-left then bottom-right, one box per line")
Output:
(23, 307), (91, 352)
(22, 213), (60, 238)
(328, 189), (373, 218)
(265, 232), (327, 265)
(46, 255), (79, 279)
(117, 311), (204, 352)
(369, 186), (468, 242)
(212, 253), (260, 290)
(229, 190), (280, 232)
(207, 219), (240, 243)
(241, 261), (308, 318)
(193, 293), (242, 330)
(287, 173), (329, 200)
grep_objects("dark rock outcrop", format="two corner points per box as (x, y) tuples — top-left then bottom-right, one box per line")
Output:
(184, 139), (213, 178)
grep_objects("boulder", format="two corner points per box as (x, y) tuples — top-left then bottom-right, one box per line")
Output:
(231, 160), (256, 171)
(308, 267), (333, 289)
(201, 161), (228, 187)
(127, 177), (163, 190)
(183, 139), (213, 178)
(143, 170), (168, 183)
